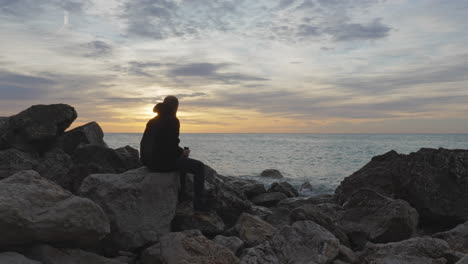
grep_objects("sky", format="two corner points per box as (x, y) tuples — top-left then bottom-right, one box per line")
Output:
(1, 0), (468, 133)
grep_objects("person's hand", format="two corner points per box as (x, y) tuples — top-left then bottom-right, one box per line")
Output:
(183, 149), (191, 157)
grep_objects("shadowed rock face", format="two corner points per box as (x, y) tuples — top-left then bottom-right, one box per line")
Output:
(335, 148), (468, 227)
(433, 221), (468, 254)
(0, 252), (41, 264)
(58, 121), (108, 155)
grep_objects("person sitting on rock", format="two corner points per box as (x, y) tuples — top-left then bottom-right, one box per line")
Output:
(140, 95), (209, 212)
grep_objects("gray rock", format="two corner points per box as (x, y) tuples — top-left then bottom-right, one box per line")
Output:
(299, 181), (314, 192)
(248, 205), (273, 220)
(0, 170), (110, 247)
(172, 201), (225, 237)
(271, 220), (341, 264)
(264, 207), (291, 228)
(58, 121), (108, 154)
(433, 221), (468, 253)
(335, 148), (468, 226)
(268, 182), (298, 198)
(141, 229), (239, 264)
(213, 235), (245, 255)
(250, 192), (287, 207)
(0, 117), (9, 149)
(337, 245), (357, 264)
(26, 244), (124, 264)
(240, 183), (267, 198)
(357, 237), (452, 264)
(0, 148), (37, 179)
(339, 189), (418, 247)
(2, 104), (77, 152)
(79, 167), (179, 251)
(234, 213), (276, 247)
(0, 252), (40, 264)
(239, 242), (280, 264)
(114, 145), (141, 170)
(35, 148), (72, 189)
(260, 169), (283, 179)
(457, 256), (468, 264)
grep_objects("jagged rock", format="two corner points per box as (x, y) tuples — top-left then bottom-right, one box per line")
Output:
(357, 237), (452, 264)
(25, 244), (123, 264)
(239, 242), (280, 264)
(264, 207), (291, 228)
(58, 121), (108, 154)
(141, 230), (239, 264)
(271, 220), (341, 264)
(240, 183), (267, 198)
(268, 182), (298, 198)
(79, 167), (179, 251)
(0, 170), (110, 247)
(69, 145), (141, 191)
(457, 256), (468, 264)
(260, 169), (283, 179)
(0, 252), (40, 264)
(234, 213), (276, 247)
(433, 221), (468, 253)
(0, 104), (77, 152)
(172, 201), (225, 237)
(0, 148), (37, 179)
(114, 145), (141, 170)
(35, 148), (72, 189)
(250, 192), (287, 207)
(213, 235), (245, 255)
(290, 204), (350, 246)
(339, 189), (418, 247)
(248, 205), (273, 220)
(335, 148), (468, 226)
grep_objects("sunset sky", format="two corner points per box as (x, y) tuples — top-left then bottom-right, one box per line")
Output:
(1, 0), (468, 133)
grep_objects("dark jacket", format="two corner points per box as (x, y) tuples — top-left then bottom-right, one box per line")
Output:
(140, 104), (183, 172)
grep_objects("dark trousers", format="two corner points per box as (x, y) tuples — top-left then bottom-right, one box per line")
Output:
(176, 157), (206, 210)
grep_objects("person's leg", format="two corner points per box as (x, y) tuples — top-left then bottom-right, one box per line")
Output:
(176, 157), (207, 210)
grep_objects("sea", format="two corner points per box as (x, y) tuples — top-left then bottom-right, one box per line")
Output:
(105, 133), (468, 196)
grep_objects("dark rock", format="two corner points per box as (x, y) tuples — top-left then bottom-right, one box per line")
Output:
(248, 205), (273, 220)
(264, 207), (291, 228)
(114, 145), (141, 170)
(260, 169), (283, 179)
(276, 194), (336, 210)
(0, 148), (37, 179)
(335, 148), (468, 227)
(34, 148), (71, 189)
(239, 242), (279, 264)
(213, 235), (245, 255)
(25, 244), (123, 264)
(240, 183), (267, 198)
(457, 256), (468, 264)
(172, 201), (225, 237)
(357, 237), (452, 264)
(268, 182), (298, 198)
(1, 104), (77, 152)
(234, 213), (276, 247)
(337, 245), (357, 264)
(0, 170), (110, 248)
(58, 121), (108, 154)
(299, 181), (314, 192)
(270, 220), (341, 264)
(79, 167), (179, 252)
(0, 252), (40, 264)
(339, 189), (418, 247)
(141, 229), (239, 264)
(250, 192), (287, 207)
(433, 221), (468, 253)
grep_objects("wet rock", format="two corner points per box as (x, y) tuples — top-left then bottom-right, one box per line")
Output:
(0, 252), (40, 264)
(172, 201), (225, 237)
(299, 181), (314, 192)
(268, 182), (298, 198)
(260, 169), (283, 179)
(433, 221), (468, 253)
(0, 170), (110, 248)
(250, 192), (287, 207)
(239, 242), (279, 264)
(213, 235), (245, 255)
(1, 104), (77, 152)
(26, 244), (123, 264)
(339, 189), (418, 247)
(0, 148), (37, 179)
(357, 237), (452, 264)
(234, 213), (276, 247)
(141, 229), (239, 264)
(271, 220), (341, 264)
(79, 167), (179, 252)
(335, 148), (468, 227)
(58, 121), (108, 154)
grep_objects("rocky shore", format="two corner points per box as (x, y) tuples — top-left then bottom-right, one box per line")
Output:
(0, 104), (467, 264)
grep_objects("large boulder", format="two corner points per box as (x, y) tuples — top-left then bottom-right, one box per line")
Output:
(79, 167), (180, 251)
(0, 104), (77, 152)
(335, 148), (468, 226)
(0, 252), (40, 264)
(172, 201), (225, 237)
(25, 244), (123, 264)
(234, 213), (276, 247)
(260, 169), (283, 179)
(141, 229), (239, 264)
(433, 221), (468, 253)
(268, 182), (298, 198)
(357, 237), (452, 264)
(240, 183), (267, 198)
(58, 121), (108, 154)
(34, 148), (72, 189)
(0, 148), (37, 179)
(0, 170), (110, 247)
(338, 189), (418, 247)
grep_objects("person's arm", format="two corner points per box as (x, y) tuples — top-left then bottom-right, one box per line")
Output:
(140, 120), (154, 165)
(170, 118), (183, 157)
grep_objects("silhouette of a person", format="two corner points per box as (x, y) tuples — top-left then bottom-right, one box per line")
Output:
(140, 96), (208, 212)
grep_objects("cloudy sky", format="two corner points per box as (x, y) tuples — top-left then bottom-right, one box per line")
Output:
(1, 0), (468, 133)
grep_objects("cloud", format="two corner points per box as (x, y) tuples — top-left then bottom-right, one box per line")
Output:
(79, 41), (113, 57)
(326, 19), (391, 41)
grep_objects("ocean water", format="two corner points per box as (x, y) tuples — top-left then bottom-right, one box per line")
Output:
(105, 133), (468, 195)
